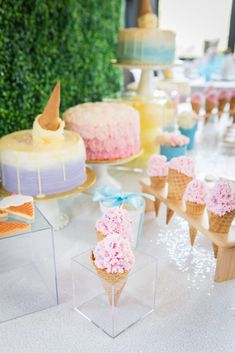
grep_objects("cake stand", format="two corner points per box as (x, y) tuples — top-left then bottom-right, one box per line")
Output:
(87, 149), (143, 192)
(0, 168), (96, 231)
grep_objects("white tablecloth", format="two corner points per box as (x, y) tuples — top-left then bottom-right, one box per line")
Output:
(0, 117), (235, 353)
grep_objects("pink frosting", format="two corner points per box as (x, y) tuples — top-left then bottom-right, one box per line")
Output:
(147, 154), (168, 177)
(93, 234), (135, 273)
(63, 102), (140, 160)
(184, 179), (208, 204)
(155, 132), (189, 147)
(96, 207), (132, 242)
(218, 89), (229, 101)
(206, 92), (217, 105)
(206, 181), (235, 216)
(191, 92), (203, 105)
(168, 156), (195, 177)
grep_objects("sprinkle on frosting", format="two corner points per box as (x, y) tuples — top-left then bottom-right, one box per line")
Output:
(168, 156), (195, 177)
(96, 207), (132, 242)
(206, 181), (235, 216)
(147, 154), (168, 177)
(177, 110), (199, 129)
(191, 92), (203, 105)
(184, 179), (208, 204)
(93, 234), (135, 274)
(155, 131), (189, 147)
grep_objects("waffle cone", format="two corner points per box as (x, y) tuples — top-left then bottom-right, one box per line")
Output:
(0, 221), (30, 237)
(39, 82), (60, 131)
(229, 97), (235, 115)
(154, 199), (161, 216)
(150, 176), (167, 190)
(212, 243), (218, 258)
(91, 253), (129, 306)
(189, 225), (197, 246)
(208, 210), (235, 234)
(139, 0), (153, 17)
(166, 208), (174, 224)
(191, 102), (201, 114)
(6, 202), (34, 221)
(168, 169), (193, 200)
(96, 230), (105, 241)
(205, 100), (215, 114)
(0, 210), (8, 219)
(218, 98), (227, 114)
(185, 201), (205, 216)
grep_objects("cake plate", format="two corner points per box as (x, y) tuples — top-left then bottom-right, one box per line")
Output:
(86, 150), (143, 193)
(112, 60), (182, 97)
(0, 168), (96, 231)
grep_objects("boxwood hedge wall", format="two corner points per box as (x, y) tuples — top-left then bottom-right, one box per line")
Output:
(0, 0), (123, 136)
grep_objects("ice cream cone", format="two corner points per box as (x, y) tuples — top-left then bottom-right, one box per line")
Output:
(212, 243), (218, 258)
(218, 98), (227, 118)
(229, 96), (235, 115)
(166, 207), (174, 224)
(208, 210), (235, 234)
(139, 0), (153, 17)
(185, 201), (205, 216)
(96, 229), (105, 241)
(91, 253), (128, 306)
(154, 199), (161, 216)
(168, 168), (193, 200)
(39, 82), (60, 131)
(205, 100), (215, 123)
(150, 176), (167, 190)
(191, 102), (201, 115)
(189, 225), (197, 246)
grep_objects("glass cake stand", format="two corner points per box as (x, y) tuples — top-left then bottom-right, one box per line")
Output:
(0, 167), (96, 231)
(86, 149), (143, 193)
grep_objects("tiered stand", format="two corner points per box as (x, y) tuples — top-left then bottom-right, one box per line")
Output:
(140, 177), (235, 283)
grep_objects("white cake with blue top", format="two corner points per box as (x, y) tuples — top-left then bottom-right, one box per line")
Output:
(117, 0), (175, 65)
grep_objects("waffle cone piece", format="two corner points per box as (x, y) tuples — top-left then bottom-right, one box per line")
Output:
(208, 210), (235, 234)
(189, 225), (197, 246)
(150, 176), (167, 190)
(139, 0), (153, 16)
(6, 202), (35, 221)
(168, 169), (193, 200)
(205, 100), (215, 123)
(218, 98), (227, 117)
(229, 96), (235, 115)
(39, 82), (60, 131)
(191, 102), (201, 114)
(185, 201), (205, 216)
(166, 208), (174, 224)
(0, 221), (30, 237)
(91, 253), (128, 306)
(96, 230), (105, 242)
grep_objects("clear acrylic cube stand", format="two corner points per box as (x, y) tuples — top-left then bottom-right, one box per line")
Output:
(72, 250), (157, 338)
(0, 207), (58, 323)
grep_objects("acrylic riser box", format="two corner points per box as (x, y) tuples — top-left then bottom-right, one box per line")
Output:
(72, 250), (157, 338)
(0, 207), (58, 323)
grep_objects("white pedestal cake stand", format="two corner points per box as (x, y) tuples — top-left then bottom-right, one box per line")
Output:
(0, 168), (96, 231)
(87, 149), (143, 193)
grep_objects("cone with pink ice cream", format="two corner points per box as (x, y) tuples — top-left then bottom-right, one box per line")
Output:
(229, 89), (235, 122)
(205, 91), (217, 124)
(183, 179), (208, 245)
(191, 92), (203, 115)
(91, 234), (135, 306)
(166, 157), (195, 224)
(95, 207), (132, 243)
(218, 89), (229, 118)
(147, 154), (168, 216)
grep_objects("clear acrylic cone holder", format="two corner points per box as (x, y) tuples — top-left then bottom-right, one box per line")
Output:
(72, 250), (157, 338)
(0, 207), (58, 323)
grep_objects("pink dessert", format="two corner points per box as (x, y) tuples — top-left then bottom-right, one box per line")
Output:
(63, 102), (140, 161)
(168, 156), (195, 177)
(147, 154), (168, 177)
(96, 207), (132, 242)
(191, 92), (203, 105)
(93, 234), (135, 274)
(206, 181), (235, 216)
(206, 92), (217, 105)
(155, 132), (189, 147)
(184, 179), (208, 204)
(218, 89), (229, 101)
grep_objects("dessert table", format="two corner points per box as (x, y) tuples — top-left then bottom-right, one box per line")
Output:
(0, 117), (235, 353)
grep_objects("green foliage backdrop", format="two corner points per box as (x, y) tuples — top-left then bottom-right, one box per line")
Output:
(0, 0), (123, 136)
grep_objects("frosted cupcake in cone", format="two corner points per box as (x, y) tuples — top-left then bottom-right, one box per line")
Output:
(191, 92), (203, 114)
(91, 234), (135, 306)
(218, 89), (229, 118)
(205, 91), (217, 123)
(206, 181), (235, 235)
(147, 154), (168, 189)
(168, 156), (195, 200)
(184, 179), (208, 216)
(95, 207), (132, 243)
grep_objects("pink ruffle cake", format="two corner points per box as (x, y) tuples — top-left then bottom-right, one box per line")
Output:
(63, 102), (141, 161)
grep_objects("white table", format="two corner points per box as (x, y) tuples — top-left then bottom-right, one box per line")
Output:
(0, 117), (235, 353)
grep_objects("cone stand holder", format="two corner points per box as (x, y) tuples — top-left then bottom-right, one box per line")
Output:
(0, 168), (96, 231)
(86, 150), (143, 193)
(140, 177), (235, 283)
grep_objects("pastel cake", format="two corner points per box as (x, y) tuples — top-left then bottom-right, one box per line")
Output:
(117, 0), (175, 65)
(63, 102), (140, 161)
(0, 83), (87, 196)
